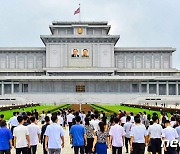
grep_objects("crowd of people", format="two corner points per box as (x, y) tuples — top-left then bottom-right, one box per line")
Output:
(0, 107), (180, 154)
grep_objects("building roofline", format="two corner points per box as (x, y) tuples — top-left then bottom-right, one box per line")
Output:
(52, 21), (109, 25)
(0, 47), (46, 52)
(114, 47), (176, 52)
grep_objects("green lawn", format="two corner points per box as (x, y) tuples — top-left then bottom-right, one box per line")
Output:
(0, 104), (68, 120)
(91, 104), (166, 117)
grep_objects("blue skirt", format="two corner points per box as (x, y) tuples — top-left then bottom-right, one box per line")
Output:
(95, 143), (107, 154)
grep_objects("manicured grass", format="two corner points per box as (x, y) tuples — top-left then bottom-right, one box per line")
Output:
(91, 104), (168, 117)
(0, 104), (68, 120)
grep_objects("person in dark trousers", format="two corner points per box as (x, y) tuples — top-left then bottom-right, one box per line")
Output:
(147, 116), (163, 154)
(84, 117), (95, 154)
(130, 116), (148, 154)
(13, 116), (30, 154)
(41, 116), (50, 154)
(70, 116), (87, 154)
(162, 120), (179, 154)
(123, 116), (132, 153)
(109, 117), (125, 154)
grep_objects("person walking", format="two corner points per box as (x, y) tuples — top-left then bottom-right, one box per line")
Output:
(45, 115), (65, 154)
(13, 116), (30, 154)
(41, 116), (50, 154)
(162, 120), (179, 154)
(123, 116), (132, 153)
(109, 117), (125, 154)
(27, 116), (41, 154)
(67, 110), (75, 132)
(92, 122), (109, 154)
(84, 117), (95, 154)
(0, 120), (13, 154)
(130, 116), (148, 154)
(8, 112), (18, 146)
(70, 116), (87, 154)
(147, 116), (163, 154)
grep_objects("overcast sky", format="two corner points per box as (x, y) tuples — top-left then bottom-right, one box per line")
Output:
(0, 0), (179, 68)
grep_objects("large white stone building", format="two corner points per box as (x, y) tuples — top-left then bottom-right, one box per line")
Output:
(0, 21), (180, 105)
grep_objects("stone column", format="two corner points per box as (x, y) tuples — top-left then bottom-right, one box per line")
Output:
(176, 81), (179, 95)
(156, 81), (159, 95)
(11, 81), (14, 94)
(166, 81), (169, 96)
(1, 81), (4, 95)
(147, 82), (149, 94)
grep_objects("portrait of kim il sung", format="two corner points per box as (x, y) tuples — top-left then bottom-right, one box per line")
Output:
(71, 49), (79, 57)
(82, 49), (89, 58)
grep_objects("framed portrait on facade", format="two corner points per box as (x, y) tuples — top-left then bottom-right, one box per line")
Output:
(71, 49), (79, 58)
(82, 49), (89, 58)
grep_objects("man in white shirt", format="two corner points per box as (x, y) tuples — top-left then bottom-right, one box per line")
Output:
(130, 112), (134, 123)
(91, 114), (99, 132)
(162, 120), (179, 154)
(109, 117), (125, 154)
(27, 116), (41, 154)
(130, 116), (148, 154)
(13, 116), (30, 154)
(45, 115), (65, 154)
(57, 112), (64, 126)
(67, 110), (75, 131)
(120, 114), (126, 127)
(8, 112), (19, 145)
(123, 116), (132, 153)
(147, 116), (163, 154)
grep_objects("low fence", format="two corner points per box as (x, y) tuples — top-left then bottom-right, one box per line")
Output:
(0, 103), (40, 111)
(122, 104), (180, 114)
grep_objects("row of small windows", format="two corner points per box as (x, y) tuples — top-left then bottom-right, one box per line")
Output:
(0, 82), (179, 95)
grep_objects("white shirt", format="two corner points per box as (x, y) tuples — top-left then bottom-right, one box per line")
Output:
(45, 123), (65, 149)
(109, 124), (125, 147)
(130, 124), (147, 143)
(27, 123), (41, 145)
(9, 116), (19, 126)
(40, 114), (45, 122)
(120, 116), (126, 124)
(90, 119), (99, 131)
(170, 121), (176, 127)
(124, 122), (133, 138)
(148, 123), (162, 139)
(13, 124), (29, 148)
(58, 116), (64, 125)
(130, 116), (134, 123)
(67, 114), (75, 123)
(175, 126), (180, 141)
(162, 126), (179, 141)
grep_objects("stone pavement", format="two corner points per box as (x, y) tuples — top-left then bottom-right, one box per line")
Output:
(11, 125), (158, 154)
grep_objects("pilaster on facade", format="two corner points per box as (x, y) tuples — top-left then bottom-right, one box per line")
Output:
(166, 81), (169, 96)
(147, 82), (149, 94)
(176, 81), (179, 95)
(1, 81), (4, 95)
(11, 81), (14, 94)
(156, 81), (159, 95)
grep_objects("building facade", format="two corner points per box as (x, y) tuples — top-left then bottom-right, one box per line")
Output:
(0, 21), (180, 105)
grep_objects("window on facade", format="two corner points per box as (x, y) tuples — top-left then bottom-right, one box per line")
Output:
(141, 84), (147, 93)
(149, 84), (156, 94)
(4, 84), (11, 94)
(22, 84), (28, 93)
(159, 84), (166, 95)
(14, 84), (19, 93)
(169, 84), (176, 95)
(132, 84), (139, 93)
(76, 85), (85, 92)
